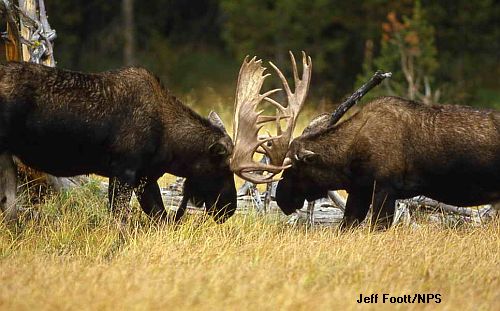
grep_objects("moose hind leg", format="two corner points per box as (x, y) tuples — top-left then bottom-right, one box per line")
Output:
(108, 177), (133, 222)
(0, 153), (17, 223)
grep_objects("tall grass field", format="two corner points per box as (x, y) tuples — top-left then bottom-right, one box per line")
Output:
(1, 96), (498, 310)
(0, 183), (498, 310)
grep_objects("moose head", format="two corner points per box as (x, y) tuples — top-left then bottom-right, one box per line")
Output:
(229, 56), (391, 220)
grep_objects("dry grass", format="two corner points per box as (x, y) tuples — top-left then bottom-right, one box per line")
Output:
(0, 184), (498, 310)
(1, 100), (498, 310)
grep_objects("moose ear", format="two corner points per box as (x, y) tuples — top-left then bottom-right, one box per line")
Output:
(296, 149), (320, 164)
(208, 111), (228, 135)
(209, 141), (228, 157)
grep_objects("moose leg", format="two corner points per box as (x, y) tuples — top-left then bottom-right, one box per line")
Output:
(173, 178), (205, 222)
(371, 190), (396, 230)
(135, 180), (168, 220)
(108, 177), (133, 221)
(340, 188), (371, 230)
(0, 153), (18, 223)
(170, 178), (205, 222)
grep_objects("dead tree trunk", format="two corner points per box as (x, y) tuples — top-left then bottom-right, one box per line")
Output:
(0, 0), (89, 216)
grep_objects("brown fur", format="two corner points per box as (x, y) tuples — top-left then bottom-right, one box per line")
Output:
(0, 62), (236, 222)
(276, 96), (500, 229)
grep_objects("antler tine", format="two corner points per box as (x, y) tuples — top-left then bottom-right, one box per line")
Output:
(262, 51), (312, 168)
(290, 51), (299, 85)
(240, 172), (280, 185)
(261, 88), (281, 99)
(263, 97), (287, 114)
(269, 61), (292, 98)
(296, 51), (312, 109)
(230, 55), (300, 184)
(303, 52), (312, 85)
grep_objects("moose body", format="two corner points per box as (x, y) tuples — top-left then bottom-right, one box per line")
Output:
(0, 61), (236, 222)
(276, 96), (500, 228)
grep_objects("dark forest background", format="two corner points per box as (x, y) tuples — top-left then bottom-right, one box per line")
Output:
(45, 0), (499, 109)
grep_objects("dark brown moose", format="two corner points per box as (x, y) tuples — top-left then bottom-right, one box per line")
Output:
(230, 58), (499, 230)
(276, 96), (500, 229)
(0, 62), (236, 222)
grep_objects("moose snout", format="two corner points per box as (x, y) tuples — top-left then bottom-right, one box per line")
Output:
(275, 179), (305, 215)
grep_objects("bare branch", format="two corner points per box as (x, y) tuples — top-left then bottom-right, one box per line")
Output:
(329, 70), (391, 127)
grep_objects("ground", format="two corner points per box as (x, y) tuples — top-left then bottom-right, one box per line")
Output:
(0, 184), (498, 310)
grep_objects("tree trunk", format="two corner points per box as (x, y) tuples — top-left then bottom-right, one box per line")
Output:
(0, 1), (88, 216)
(122, 0), (135, 66)
(0, 154), (17, 222)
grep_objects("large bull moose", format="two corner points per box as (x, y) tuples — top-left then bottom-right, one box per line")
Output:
(0, 54), (306, 223)
(0, 62), (237, 222)
(229, 56), (499, 230)
(276, 96), (500, 229)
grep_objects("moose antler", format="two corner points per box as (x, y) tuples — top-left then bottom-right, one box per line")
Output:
(265, 51), (312, 167)
(230, 52), (312, 184)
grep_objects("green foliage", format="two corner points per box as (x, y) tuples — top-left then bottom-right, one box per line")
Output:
(358, 1), (439, 103)
(220, 0), (347, 96)
(475, 88), (500, 110)
(39, 0), (499, 108)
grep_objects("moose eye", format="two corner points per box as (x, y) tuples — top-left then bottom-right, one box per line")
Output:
(294, 149), (318, 164)
(302, 154), (318, 164)
(209, 142), (228, 157)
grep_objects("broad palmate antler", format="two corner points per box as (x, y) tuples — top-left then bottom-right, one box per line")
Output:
(230, 52), (312, 183)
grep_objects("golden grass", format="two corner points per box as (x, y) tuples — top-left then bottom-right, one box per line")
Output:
(0, 185), (498, 310)
(3, 97), (497, 309)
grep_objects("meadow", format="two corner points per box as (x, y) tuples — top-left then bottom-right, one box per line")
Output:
(0, 182), (498, 311)
(0, 96), (498, 311)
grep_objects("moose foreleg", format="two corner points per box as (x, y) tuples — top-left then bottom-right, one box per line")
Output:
(175, 194), (189, 222)
(371, 190), (396, 230)
(135, 180), (169, 220)
(340, 189), (371, 230)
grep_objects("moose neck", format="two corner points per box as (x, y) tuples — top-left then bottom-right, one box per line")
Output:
(157, 92), (224, 178)
(304, 118), (361, 188)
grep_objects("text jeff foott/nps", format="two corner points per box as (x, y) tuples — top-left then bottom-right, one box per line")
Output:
(357, 293), (442, 304)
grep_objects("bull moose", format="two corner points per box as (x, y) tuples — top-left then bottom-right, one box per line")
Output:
(229, 56), (499, 230)
(0, 54), (308, 223)
(275, 96), (500, 229)
(0, 61), (237, 222)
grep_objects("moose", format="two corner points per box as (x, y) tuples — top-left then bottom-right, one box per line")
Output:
(275, 96), (500, 229)
(0, 53), (309, 223)
(230, 56), (499, 229)
(0, 61), (237, 223)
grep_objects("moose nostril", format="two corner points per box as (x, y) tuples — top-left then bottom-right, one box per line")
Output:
(0, 196), (7, 204)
